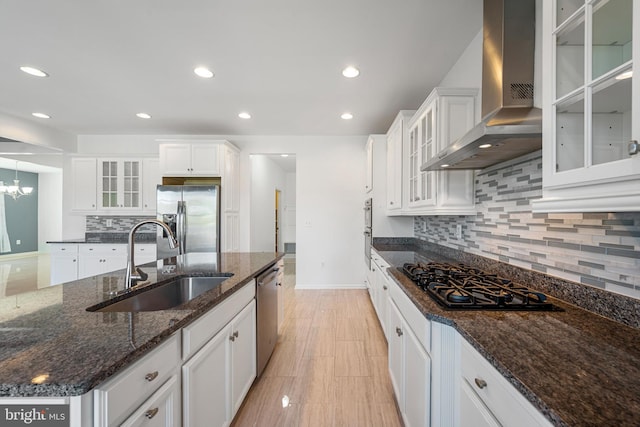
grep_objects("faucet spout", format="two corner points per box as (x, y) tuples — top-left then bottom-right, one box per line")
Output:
(125, 219), (178, 290)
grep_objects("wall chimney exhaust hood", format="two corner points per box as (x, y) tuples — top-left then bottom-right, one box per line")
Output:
(422, 0), (541, 171)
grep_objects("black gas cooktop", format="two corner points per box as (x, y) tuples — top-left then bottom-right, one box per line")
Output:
(402, 262), (556, 311)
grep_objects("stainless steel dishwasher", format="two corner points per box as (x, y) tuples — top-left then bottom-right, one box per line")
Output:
(256, 263), (279, 376)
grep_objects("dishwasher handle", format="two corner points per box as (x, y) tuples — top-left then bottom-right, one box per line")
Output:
(257, 266), (279, 286)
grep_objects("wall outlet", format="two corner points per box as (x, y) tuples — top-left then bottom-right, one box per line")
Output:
(455, 224), (463, 240)
(422, 221), (428, 233)
(16, 240), (21, 245)
(106, 219), (113, 227)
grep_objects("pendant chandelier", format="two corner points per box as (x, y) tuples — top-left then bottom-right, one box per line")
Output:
(0, 161), (33, 200)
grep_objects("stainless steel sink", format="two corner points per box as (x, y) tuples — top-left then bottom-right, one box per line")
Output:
(87, 275), (234, 312)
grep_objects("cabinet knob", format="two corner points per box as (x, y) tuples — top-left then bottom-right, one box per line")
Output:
(390, 201), (394, 205)
(234, 331), (239, 338)
(383, 285), (388, 291)
(474, 378), (487, 389)
(144, 408), (159, 419)
(144, 371), (159, 382)
(229, 335), (235, 342)
(396, 327), (403, 337)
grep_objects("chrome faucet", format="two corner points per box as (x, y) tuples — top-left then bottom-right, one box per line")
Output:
(125, 219), (178, 290)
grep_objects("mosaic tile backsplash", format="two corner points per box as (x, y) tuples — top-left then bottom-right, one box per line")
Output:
(86, 216), (156, 234)
(414, 152), (640, 300)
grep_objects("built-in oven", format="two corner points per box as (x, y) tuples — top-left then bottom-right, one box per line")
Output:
(364, 198), (372, 268)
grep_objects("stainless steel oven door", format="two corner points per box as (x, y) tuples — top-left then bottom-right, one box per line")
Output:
(364, 228), (372, 268)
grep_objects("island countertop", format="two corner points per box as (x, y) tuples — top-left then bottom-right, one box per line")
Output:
(0, 252), (283, 397)
(373, 243), (640, 427)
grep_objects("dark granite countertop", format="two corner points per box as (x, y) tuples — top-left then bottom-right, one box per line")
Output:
(47, 232), (156, 244)
(0, 252), (283, 397)
(373, 243), (640, 427)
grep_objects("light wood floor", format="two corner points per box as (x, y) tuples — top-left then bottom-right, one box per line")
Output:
(231, 259), (403, 427)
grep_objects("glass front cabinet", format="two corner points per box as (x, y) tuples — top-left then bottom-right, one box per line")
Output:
(534, 0), (640, 212)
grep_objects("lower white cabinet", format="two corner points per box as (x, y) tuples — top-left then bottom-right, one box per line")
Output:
(182, 299), (256, 427)
(120, 374), (181, 427)
(50, 244), (79, 285)
(78, 244), (127, 279)
(459, 339), (551, 427)
(93, 334), (181, 427)
(387, 297), (431, 427)
(370, 253), (390, 339)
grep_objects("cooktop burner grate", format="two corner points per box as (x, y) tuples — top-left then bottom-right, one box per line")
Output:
(402, 262), (555, 310)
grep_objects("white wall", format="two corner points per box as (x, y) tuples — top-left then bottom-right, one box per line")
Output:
(72, 134), (367, 288)
(250, 155), (287, 252)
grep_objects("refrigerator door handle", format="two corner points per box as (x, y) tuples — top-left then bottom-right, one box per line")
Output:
(177, 201), (186, 255)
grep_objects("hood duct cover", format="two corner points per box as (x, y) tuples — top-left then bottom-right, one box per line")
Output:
(422, 0), (541, 171)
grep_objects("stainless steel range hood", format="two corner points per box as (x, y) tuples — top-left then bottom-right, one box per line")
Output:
(422, 0), (541, 171)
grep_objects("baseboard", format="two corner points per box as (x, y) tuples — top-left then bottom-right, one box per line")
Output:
(294, 283), (366, 290)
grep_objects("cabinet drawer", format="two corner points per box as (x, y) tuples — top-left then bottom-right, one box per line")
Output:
(460, 339), (550, 427)
(50, 244), (78, 255)
(120, 374), (181, 427)
(388, 277), (430, 353)
(94, 333), (181, 426)
(182, 280), (255, 360)
(80, 244), (127, 255)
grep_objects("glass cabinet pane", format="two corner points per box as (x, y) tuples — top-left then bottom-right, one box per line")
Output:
(556, 93), (585, 172)
(557, 0), (584, 26)
(556, 14), (585, 98)
(592, 0), (632, 79)
(592, 75), (632, 165)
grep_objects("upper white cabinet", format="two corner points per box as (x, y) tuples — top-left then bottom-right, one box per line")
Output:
(403, 88), (478, 215)
(386, 111), (415, 213)
(97, 158), (142, 210)
(533, 0), (640, 212)
(365, 136), (374, 193)
(221, 143), (241, 252)
(72, 158), (98, 211)
(142, 158), (160, 213)
(159, 142), (221, 176)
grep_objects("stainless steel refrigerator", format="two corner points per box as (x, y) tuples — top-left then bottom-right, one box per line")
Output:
(156, 185), (220, 259)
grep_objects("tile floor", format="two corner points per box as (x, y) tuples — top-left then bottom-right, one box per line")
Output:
(231, 259), (403, 427)
(0, 252), (50, 297)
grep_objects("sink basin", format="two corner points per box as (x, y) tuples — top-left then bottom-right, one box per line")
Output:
(87, 275), (234, 312)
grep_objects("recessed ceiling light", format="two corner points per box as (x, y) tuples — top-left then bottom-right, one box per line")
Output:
(136, 113), (152, 119)
(479, 144), (492, 149)
(342, 66), (360, 78)
(20, 66), (48, 77)
(238, 112), (251, 119)
(194, 67), (214, 78)
(32, 112), (50, 119)
(615, 70), (633, 80)
(341, 112), (353, 120)
(280, 154), (289, 158)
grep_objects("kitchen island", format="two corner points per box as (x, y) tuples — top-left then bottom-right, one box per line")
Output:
(373, 240), (640, 427)
(0, 251), (283, 399)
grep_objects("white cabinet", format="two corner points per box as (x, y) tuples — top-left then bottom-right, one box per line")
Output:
(142, 158), (159, 213)
(404, 88), (477, 215)
(159, 142), (221, 176)
(459, 339), (551, 427)
(97, 159), (142, 210)
(78, 244), (127, 279)
(220, 143), (241, 252)
(370, 252), (390, 340)
(182, 280), (256, 427)
(136, 244), (157, 265)
(533, 0), (640, 212)
(386, 111), (415, 213)
(71, 158), (97, 211)
(50, 244), (79, 285)
(365, 136), (374, 193)
(94, 334), (181, 427)
(387, 293), (431, 427)
(120, 374), (181, 427)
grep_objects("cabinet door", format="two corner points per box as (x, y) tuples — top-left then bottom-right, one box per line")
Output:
(403, 320), (430, 427)
(182, 323), (231, 427)
(50, 255), (78, 285)
(98, 159), (142, 210)
(365, 137), (373, 193)
(230, 300), (256, 415)
(222, 212), (240, 252)
(71, 158), (97, 211)
(120, 374), (181, 427)
(143, 158), (159, 213)
(222, 146), (240, 212)
(407, 106), (437, 209)
(160, 144), (192, 175)
(386, 119), (403, 211)
(460, 379), (500, 427)
(387, 298), (404, 414)
(191, 144), (220, 176)
(136, 244), (157, 265)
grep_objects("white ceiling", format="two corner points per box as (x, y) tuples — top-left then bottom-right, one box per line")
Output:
(0, 0), (482, 137)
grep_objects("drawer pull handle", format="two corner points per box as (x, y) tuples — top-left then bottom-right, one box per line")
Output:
(474, 378), (487, 389)
(233, 331), (239, 338)
(144, 408), (159, 419)
(145, 371), (159, 382)
(396, 327), (403, 337)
